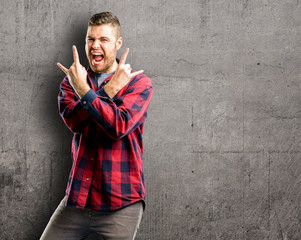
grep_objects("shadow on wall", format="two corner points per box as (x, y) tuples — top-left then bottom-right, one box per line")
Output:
(34, 14), (96, 239)
(44, 14), (113, 240)
(64, 21), (90, 68)
(44, 14), (90, 141)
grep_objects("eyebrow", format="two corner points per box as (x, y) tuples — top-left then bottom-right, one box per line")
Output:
(87, 35), (109, 39)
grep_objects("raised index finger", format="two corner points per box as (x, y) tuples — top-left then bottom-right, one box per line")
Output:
(73, 45), (80, 64)
(119, 48), (129, 65)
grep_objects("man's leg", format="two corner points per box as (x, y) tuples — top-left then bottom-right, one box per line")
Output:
(40, 196), (93, 240)
(91, 201), (144, 240)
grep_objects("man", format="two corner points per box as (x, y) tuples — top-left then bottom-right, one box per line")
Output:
(40, 12), (153, 240)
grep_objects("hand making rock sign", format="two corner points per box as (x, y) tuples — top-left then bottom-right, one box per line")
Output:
(57, 45), (143, 99)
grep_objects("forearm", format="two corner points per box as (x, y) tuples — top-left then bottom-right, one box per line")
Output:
(103, 81), (122, 99)
(58, 78), (91, 133)
(80, 77), (152, 140)
(72, 82), (91, 99)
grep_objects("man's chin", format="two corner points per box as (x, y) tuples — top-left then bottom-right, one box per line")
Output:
(89, 58), (116, 73)
(90, 63), (106, 73)
(91, 67), (103, 73)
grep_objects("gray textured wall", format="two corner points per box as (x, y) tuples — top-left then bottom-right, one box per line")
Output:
(1, 0), (301, 239)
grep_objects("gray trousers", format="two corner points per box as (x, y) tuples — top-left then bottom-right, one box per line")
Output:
(40, 196), (143, 240)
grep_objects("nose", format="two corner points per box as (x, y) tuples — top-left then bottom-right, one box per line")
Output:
(92, 40), (101, 49)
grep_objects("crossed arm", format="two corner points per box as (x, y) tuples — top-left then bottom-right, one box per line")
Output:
(57, 46), (152, 139)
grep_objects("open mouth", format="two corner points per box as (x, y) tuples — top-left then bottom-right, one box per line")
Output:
(92, 52), (104, 65)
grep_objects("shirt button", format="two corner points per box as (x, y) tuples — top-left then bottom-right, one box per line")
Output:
(86, 177), (89, 181)
(90, 158), (94, 161)
(83, 101), (87, 105)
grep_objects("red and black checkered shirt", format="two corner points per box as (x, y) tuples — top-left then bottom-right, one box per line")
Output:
(58, 66), (153, 211)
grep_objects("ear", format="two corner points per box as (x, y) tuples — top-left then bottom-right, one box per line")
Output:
(116, 37), (123, 50)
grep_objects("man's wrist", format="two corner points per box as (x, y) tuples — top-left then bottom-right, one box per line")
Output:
(74, 84), (91, 99)
(103, 81), (122, 99)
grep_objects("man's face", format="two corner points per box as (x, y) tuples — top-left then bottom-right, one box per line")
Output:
(85, 24), (122, 73)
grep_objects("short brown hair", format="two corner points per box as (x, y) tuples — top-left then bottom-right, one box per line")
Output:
(88, 12), (121, 39)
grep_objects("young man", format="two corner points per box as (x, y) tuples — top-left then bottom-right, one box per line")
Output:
(40, 12), (153, 240)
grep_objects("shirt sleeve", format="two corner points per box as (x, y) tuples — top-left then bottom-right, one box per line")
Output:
(79, 73), (153, 140)
(58, 76), (91, 133)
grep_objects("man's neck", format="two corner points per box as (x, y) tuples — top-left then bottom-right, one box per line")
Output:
(103, 60), (118, 74)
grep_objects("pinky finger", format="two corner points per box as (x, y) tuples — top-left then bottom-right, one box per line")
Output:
(130, 70), (144, 78)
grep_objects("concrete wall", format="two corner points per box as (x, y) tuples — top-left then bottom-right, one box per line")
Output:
(1, 0), (301, 239)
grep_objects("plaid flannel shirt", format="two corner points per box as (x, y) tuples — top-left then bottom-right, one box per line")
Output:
(58, 66), (153, 211)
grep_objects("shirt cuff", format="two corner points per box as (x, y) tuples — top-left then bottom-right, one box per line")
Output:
(80, 89), (98, 109)
(96, 87), (111, 99)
